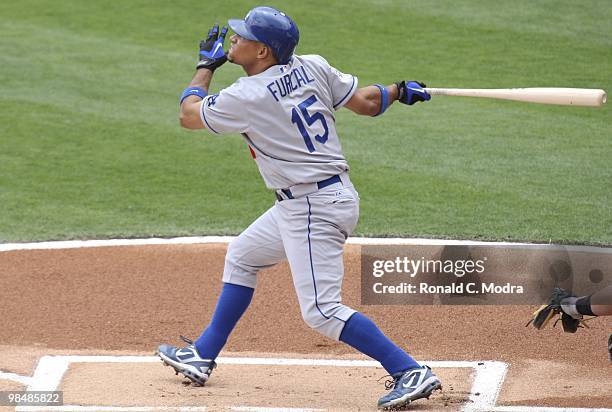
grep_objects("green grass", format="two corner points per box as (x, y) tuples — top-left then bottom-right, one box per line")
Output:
(1, 0), (611, 244)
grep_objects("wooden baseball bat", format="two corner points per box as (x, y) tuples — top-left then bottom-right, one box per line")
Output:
(423, 87), (607, 107)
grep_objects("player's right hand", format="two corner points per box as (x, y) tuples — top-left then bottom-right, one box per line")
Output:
(197, 23), (228, 71)
(397, 81), (431, 105)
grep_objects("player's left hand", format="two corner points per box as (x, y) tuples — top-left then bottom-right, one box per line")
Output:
(197, 23), (228, 71)
(397, 81), (431, 105)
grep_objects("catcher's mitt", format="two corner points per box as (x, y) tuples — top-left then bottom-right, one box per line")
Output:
(526, 287), (590, 333)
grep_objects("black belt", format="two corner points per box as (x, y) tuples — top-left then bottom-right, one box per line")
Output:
(275, 175), (342, 202)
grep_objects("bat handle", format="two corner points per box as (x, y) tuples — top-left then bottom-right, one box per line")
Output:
(423, 88), (450, 96)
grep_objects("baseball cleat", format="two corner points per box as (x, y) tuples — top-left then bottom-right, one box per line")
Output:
(156, 336), (216, 386)
(377, 365), (442, 410)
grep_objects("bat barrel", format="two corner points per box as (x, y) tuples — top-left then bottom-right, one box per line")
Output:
(424, 87), (607, 107)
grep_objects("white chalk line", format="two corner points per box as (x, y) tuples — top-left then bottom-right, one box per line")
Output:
(464, 361), (507, 412)
(0, 370), (32, 385)
(10, 355), (502, 412)
(1, 236), (610, 253)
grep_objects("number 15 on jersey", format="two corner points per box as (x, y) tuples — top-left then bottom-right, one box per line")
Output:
(291, 95), (329, 153)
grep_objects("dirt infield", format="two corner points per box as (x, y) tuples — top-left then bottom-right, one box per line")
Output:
(1, 242), (610, 411)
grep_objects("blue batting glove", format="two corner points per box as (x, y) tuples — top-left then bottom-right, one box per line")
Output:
(197, 24), (228, 71)
(397, 81), (431, 105)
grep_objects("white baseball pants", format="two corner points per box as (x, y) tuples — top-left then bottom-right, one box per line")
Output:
(222, 179), (359, 340)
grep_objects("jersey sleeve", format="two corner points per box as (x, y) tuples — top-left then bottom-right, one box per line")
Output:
(199, 84), (249, 134)
(308, 55), (358, 110)
(328, 65), (358, 110)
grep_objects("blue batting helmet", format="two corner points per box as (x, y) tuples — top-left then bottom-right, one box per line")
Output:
(228, 6), (299, 65)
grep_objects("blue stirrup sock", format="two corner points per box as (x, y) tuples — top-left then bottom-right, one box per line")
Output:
(195, 282), (254, 359)
(339, 312), (420, 375)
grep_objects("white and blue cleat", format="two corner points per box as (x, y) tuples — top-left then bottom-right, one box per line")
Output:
(156, 336), (216, 386)
(377, 365), (442, 410)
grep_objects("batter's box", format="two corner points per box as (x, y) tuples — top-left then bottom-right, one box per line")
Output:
(14, 356), (506, 411)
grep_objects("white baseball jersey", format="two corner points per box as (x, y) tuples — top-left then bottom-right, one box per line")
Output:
(199, 54), (358, 189)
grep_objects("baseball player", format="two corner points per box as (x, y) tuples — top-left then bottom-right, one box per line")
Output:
(157, 6), (439, 409)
